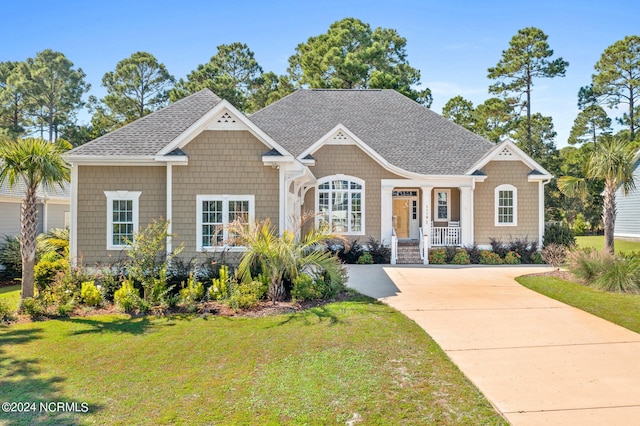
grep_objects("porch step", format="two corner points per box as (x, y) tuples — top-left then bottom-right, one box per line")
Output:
(396, 243), (423, 264)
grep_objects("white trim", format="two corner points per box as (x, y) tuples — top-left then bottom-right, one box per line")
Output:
(63, 155), (159, 165)
(196, 194), (255, 252)
(153, 155), (189, 165)
(166, 164), (173, 254)
(70, 165), (78, 266)
(156, 100), (294, 160)
(434, 189), (451, 222)
(614, 232), (640, 239)
(315, 175), (365, 235)
(495, 184), (517, 227)
(42, 201), (48, 232)
(104, 190), (141, 250)
(467, 139), (553, 179)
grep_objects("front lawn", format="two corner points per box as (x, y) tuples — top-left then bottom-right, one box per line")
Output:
(516, 275), (640, 333)
(0, 284), (20, 312)
(576, 236), (640, 254)
(0, 294), (505, 425)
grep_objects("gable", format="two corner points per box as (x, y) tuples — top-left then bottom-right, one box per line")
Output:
(467, 139), (552, 181)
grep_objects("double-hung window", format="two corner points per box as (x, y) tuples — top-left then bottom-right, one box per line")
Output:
(104, 191), (141, 250)
(197, 195), (254, 250)
(317, 176), (364, 234)
(495, 184), (517, 226)
(435, 189), (450, 221)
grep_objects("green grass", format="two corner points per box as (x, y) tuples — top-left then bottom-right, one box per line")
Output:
(576, 236), (640, 254)
(0, 284), (20, 312)
(517, 275), (640, 334)
(0, 294), (505, 425)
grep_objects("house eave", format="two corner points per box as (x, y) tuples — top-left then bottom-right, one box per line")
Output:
(63, 155), (160, 166)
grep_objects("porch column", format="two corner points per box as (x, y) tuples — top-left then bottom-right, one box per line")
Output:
(420, 186), (433, 264)
(380, 184), (394, 244)
(460, 185), (473, 246)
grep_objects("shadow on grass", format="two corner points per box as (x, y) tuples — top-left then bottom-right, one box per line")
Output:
(62, 316), (156, 336)
(0, 328), (103, 425)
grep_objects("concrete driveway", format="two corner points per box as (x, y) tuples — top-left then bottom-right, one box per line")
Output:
(347, 265), (640, 425)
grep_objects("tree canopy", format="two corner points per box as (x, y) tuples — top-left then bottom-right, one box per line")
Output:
(288, 18), (431, 106)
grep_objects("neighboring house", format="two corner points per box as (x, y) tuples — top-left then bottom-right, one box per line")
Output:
(64, 89), (552, 265)
(0, 179), (70, 239)
(614, 150), (640, 240)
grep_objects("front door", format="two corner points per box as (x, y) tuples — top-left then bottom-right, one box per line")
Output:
(392, 191), (419, 239)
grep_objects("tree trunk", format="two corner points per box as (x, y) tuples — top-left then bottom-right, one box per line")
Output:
(526, 67), (532, 145)
(268, 275), (285, 304)
(630, 82), (635, 141)
(20, 185), (39, 300)
(602, 181), (616, 254)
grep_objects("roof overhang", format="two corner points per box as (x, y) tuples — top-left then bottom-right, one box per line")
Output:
(62, 155), (161, 166)
(466, 138), (553, 181)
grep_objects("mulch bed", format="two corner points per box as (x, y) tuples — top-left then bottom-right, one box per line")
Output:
(522, 268), (576, 282)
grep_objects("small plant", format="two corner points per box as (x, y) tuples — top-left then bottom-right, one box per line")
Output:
(356, 251), (373, 264)
(57, 300), (76, 316)
(95, 266), (124, 302)
(542, 244), (568, 268)
(81, 281), (102, 306)
(179, 274), (204, 310)
(507, 238), (538, 264)
(591, 256), (640, 294)
(0, 299), (16, 323)
(464, 243), (481, 264)
(489, 238), (508, 258)
(451, 249), (470, 265)
(20, 297), (46, 320)
(209, 265), (230, 300)
(228, 280), (266, 310)
(114, 280), (140, 313)
(572, 214), (588, 236)
(479, 250), (503, 265)
(429, 248), (446, 264)
(543, 223), (576, 248)
(504, 251), (521, 265)
(531, 251), (545, 264)
(366, 237), (391, 264)
(291, 273), (320, 301)
(332, 239), (363, 264)
(0, 235), (22, 278)
(34, 251), (69, 291)
(444, 246), (458, 263)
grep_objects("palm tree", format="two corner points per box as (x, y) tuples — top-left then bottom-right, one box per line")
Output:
(559, 137), (635, 254)
(230, 218), (345, 302)
(0, 137), (70, 300)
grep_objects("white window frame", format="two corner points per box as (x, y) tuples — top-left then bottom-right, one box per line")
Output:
(196, 195), (255, 252)
(316, 175), (365, 235)
(495, 184), (517, 226)
(434, 189), (451, 222)
(104, 190), (141, 250)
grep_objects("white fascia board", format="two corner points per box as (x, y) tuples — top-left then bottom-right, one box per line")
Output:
(153, 155), (189, 165)
(156, 99), (294, 159)
(465, 138), (553, 177)
(261, 155), (295, 165)
(380, 176), (479, 188)
(64, 155), (159, 166)
(528, 174), (554, 182)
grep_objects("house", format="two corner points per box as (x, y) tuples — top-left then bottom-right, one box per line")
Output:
(64, 89), (552, 265)
(614, 150), (640, 241)
(0, 179), (70, 238)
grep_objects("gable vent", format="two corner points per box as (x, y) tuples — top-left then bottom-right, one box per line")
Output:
(498, 147), (514, 157)
(333, 131), (348, 140)
(217, 111), (236, 123)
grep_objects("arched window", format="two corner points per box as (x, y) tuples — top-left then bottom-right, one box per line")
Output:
(495, 184), (517, 226)
(317, 176), (365, 234)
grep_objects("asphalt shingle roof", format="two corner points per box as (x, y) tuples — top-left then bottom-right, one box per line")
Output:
(249, 89), (494, 175)
(67, 89), (222, 157)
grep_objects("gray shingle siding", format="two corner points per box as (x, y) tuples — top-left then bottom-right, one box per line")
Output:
(615, 158), (640, 238)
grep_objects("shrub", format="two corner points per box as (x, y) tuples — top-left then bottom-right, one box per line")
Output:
(573, 214), (588, 236)
(114, 281), (141, 312)
(544, 223), (576, 248)
(479, 250), (503, 265)
(0, 235), (22, 278)
(507, 238), (538, 264)
(489, 238), (508, 258)
(532, 252), (545, 264)
(291, 273), (320, 301)
(542, 244), (568, 268)
(40, 269), (82, 308)
(566, 249), (610, 282)
(464, 243), (481, 264)
(228, 280), (266, 310)
(34, 252), (69, 292)
(444, 246), (458, 263)
(367, 237), (391, 264)
(328, 238), (363, 264)
(504, 251), (521, 265)
(81, 281), (102, 306)
(179, 274), (204, 309)
(451, 249), (470, 265)
(57, 300), (76, 316)
(0, 299), (15, 323)
(20, 297), (46, 320)
(209, 265), (230, 300)
(313, 266), (347, 299)
(591, 257), (640, 294)
(356, 251), (373, 264)
(429, 248), (446, 264)
(95, 267), (124, 302)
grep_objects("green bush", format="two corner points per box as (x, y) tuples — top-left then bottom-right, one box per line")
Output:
(464, 243), (481, 264)
(0, 235), (22, 278)
(573, 214), (588, 236)
(504, 251), (521, 265)
(114, 281), (141, 312)
(543, 223), (576, 248)
(81, 281), (102, 306)
(57, 300), (76, 316)
(96, 267), (124, 302)
(367, 237), (391, 264)
(20, 297), (46, 320)
(356, 251), (373, 264)
(479, 250), (503, 265)
(229, 280), (266, 310)
(291, 273), (321, 301)
(532, 252), (545, 264)
(567, 249), (640, 294)
(429, 248), (446, 264)
(209, 265), (230, 300)
(179, 274), (204, 310)
(34, 252), (69, 291)
(0, 299), (16, 323)
(451, 249), (470, 265)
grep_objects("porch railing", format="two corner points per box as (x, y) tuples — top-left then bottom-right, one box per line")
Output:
(391, 228), (398, 265)
(431, 226), (462, 246)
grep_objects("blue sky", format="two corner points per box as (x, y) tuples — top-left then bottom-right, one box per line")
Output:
(5, 0), (639, 147)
